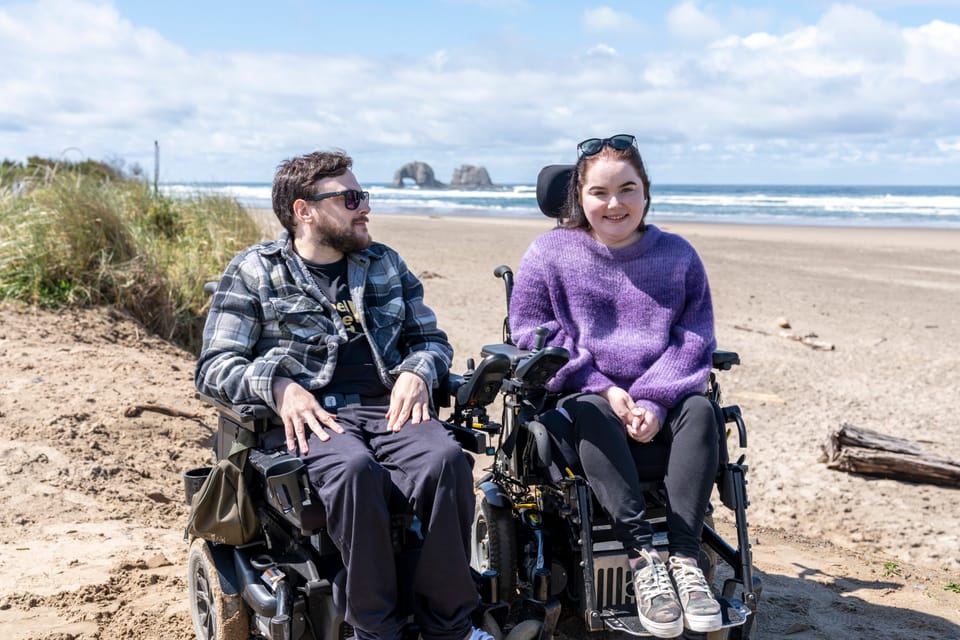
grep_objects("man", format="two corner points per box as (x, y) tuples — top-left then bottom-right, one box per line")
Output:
(196, 150), (485, 640)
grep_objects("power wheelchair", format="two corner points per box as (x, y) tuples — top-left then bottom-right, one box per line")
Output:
(439, 165), (762, 639)
(185, 380), (505, 640)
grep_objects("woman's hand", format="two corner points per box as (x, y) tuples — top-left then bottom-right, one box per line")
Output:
(600, 386), (635, 425)
(626, 410), (661, 443)
(600, 387), (661, 443)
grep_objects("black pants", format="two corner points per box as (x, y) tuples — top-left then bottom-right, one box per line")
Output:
(545, 393), (719, 559)
(264, 405), (476, 640)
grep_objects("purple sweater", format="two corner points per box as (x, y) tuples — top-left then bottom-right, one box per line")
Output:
(509, 225), (716, 426)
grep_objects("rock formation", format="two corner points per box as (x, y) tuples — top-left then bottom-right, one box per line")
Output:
(391, 162), (445, 188)
(450, 165), (495, 189)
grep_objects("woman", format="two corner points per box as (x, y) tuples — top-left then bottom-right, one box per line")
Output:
(509, 135), (722, 638)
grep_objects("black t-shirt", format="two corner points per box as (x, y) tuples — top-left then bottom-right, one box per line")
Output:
(303, 257), (390, 398)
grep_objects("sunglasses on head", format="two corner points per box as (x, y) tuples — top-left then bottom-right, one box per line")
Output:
(577, 134), (637, 158)
(303, 189), (370, 210)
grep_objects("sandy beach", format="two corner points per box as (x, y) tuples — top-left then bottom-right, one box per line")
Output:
(1, 210), (958, 638)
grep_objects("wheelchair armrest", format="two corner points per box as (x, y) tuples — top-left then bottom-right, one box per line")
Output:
(455, 352), (511, 408)
(514, 346), (569, 388)
(480, 342), (528, 365)
(712, 350), (740, 370)
(195, 392), (275, 431)
(480, 343), (570, 390)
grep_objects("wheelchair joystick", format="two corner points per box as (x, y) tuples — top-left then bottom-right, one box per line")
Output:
(532, 326), (547, 351)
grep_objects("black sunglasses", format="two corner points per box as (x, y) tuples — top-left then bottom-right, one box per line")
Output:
(303, 189), (370, 210)
(577, 134), (637, 158)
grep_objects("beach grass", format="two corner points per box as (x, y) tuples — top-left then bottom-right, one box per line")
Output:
(0, 168), (261, 353)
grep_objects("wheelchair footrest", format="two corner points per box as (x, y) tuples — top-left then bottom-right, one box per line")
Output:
(597, 595), (750, 637)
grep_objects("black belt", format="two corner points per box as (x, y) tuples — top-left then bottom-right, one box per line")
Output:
(318, 392), (392, 411)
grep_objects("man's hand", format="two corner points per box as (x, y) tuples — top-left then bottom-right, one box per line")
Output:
(386, 372), (430, 432)
(272, 378), (344, 454)
(599, 386), (660, 443)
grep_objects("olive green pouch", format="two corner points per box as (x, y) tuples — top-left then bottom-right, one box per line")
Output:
(185, 429), (260, 545)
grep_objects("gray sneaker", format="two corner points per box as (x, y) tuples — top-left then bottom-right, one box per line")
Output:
(668, 556), (723, 633)
(632, 548), (683, 638)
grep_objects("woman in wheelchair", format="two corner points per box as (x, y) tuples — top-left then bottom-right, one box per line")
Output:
(509, 135), (721, 638)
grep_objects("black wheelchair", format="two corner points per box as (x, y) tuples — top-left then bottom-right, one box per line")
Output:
(439, 166), (762, 640)
(185, 380), (504, 640)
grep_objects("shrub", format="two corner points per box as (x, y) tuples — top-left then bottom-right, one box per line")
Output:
(0, 168), (262, 353)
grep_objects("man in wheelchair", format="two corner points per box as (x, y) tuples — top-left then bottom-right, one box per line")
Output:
(451, 137), (758, 639)
(193, 149), (489, 640)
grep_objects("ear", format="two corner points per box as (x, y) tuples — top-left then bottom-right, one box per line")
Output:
(292, 198), (313, 224)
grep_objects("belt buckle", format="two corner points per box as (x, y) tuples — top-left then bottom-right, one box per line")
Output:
(321, 394), (341, 410)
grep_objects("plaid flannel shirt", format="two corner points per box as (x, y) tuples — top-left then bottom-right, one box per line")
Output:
(195, 232), (452, 412)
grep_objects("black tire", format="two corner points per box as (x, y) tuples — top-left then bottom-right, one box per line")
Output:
(188, 538), (250, 640)
(471, 489), (518, 603)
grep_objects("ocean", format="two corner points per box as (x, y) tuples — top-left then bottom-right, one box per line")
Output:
(162, 183), (960, 229)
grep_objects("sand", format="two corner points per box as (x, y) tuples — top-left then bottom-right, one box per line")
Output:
(0, 210), (958, 639)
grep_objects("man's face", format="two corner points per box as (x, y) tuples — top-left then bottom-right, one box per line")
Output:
(306, 170), (372, 254)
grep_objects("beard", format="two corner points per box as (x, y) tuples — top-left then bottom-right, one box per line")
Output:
(318, 215), (371, 254)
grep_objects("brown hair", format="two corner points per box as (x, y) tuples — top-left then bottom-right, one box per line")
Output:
(560, 144), (652, 231)
(272, 150), (353, 233)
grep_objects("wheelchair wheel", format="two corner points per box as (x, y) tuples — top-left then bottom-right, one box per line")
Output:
(471, 490), (517, 603)
(188, 538), (250, 640)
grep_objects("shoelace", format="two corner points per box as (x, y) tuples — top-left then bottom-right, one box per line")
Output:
(668, 557), (711, 597)
(637, 557), (675, 601)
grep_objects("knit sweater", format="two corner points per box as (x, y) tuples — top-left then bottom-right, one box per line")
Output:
(509, 224), (716, 426)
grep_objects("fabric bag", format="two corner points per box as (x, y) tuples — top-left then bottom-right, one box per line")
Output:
(184, 428), (260, 545)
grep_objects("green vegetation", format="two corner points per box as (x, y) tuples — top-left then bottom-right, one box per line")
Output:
(0, 158), (262, 353)
(882, 561), (903, 578)
(946, 582), (960, 594)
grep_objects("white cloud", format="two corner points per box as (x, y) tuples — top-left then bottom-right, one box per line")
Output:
(583, 6), (642, 33)
(1, 0), (959, 184)
(666, 1), (727, 43)
(585, 43), (618, 58)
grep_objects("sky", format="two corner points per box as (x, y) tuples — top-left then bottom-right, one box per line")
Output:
(1, 0), (960, 185)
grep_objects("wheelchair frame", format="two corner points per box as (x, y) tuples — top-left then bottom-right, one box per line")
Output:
(443, 265), (761, 640)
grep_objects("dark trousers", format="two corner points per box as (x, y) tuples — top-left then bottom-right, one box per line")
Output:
(546, 393), (719, 559)
(264, 406), (476, 640)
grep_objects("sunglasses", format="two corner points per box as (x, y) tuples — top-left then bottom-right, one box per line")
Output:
(577, 134), (637, 158)
(303, 189), (370, 210)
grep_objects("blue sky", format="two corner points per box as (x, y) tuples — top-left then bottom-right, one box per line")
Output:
(2, 0), (959, 185)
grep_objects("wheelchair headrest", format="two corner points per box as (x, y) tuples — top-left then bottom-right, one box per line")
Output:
(536, 164), (574, 218)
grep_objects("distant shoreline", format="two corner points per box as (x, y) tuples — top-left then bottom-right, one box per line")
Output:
(245, 207), (960, 251)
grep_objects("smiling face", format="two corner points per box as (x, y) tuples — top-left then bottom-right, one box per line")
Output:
(578, 155), (648, 248)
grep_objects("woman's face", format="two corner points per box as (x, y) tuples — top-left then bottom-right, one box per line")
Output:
(579, 156), (647, 248)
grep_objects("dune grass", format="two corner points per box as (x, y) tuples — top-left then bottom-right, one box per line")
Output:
(0, 169), (262, 353)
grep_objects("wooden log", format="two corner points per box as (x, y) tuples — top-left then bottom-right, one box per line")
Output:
(821, 423), (960, 487)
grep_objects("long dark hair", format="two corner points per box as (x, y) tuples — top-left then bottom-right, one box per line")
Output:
(559, 144), (652, 231)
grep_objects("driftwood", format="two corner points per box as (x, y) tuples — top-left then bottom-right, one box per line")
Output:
(779, 331), (835, 351)
(733, 324), (835, 350)
(821, 423), (960, 487)
(123, 403), (203, 420)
